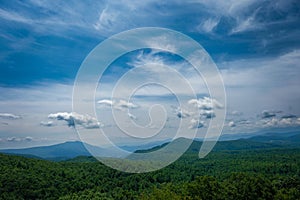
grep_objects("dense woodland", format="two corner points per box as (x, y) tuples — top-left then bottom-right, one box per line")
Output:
(1, 139), (300, 199)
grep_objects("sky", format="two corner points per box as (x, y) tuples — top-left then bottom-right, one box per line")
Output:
(0, 0), (300, 149)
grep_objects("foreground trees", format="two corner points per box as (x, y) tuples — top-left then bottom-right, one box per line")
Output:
(1, 147), (300, 199)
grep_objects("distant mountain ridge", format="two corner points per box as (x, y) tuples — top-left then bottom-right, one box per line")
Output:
(248, 131), (300, 146)
(0, 131), (299, 160)
(219, 130), (300, 141)
(0, 141), (128, 160)
(134, 131), (300, 154)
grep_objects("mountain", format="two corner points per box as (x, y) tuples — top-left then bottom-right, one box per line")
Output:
(133, 131), (300, 155)
(1, 130), (299, 161)
(119, 139), (170, 152)
(219, 129), (300, 141)
(0, 141), (127, 160)
(247, 131), (300, 146)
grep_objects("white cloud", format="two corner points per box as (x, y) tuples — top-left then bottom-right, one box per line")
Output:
(93, 6), (118, 32)
(188, 97), (223, 110)
(40, 121), (54, 127)
(197, 18), (220, 33)
(230, 9), (260, 34)
(189, 118), (205, 129)
(144, 36), (178, 53)
(116, 100), (139, 109)
(97, 99), (114, 106)
(173, 97), (223, 120)
(220, 50), (300, 115)
(189, 0), (298, 36)
(0, 8), (33, 24)
(6, 137), (21, 142)
(0, 113), (21, 120)
(175, 108), (191, 118)
(128, 112), (137, 120)
(200, 110), (216, 119)
(97, 99), (138, 110)
(230, 110), (243, 116)
(5, 136), (33, 142)
(228, 121), (236, 127)
(48, 112), (102, 129)
(128, 50), (166, 68)
(262, 115), (300, 128)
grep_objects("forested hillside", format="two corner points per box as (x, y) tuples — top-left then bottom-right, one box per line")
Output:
(1, 139), (300, 199)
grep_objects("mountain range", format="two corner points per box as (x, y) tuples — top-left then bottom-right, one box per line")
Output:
(0, 131), (299, 160)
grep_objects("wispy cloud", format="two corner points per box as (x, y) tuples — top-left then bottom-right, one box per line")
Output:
(0, 136), (52, 143)
(0, 113), (21, 120)
(40, 121), (55, 127)
(3, 136), (33, 142)
(196, 18), (220, 33)
(93, 6), (119, 33)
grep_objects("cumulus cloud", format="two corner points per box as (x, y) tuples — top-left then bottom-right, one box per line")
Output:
(189, 119), (205, 129)
(117, 100), (139, 109)
(228, 121), (236, 127)
(97, 99), (138, 110)
(48, 112), (102, 129)
(262, 115), (300, 128)
(224, 109), (299, 133)
(188, 97), (223, 110)
(175, 107), (191, 118)
(173, 97), (223, 122)
(200, 110), (216, 119)
(0, 113), (21, 119)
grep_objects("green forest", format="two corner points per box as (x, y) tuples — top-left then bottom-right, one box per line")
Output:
(1, 139), (300, 199)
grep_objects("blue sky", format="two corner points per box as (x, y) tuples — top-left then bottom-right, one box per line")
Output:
(0, 0), (300, 149)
